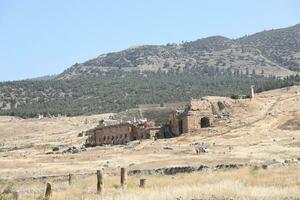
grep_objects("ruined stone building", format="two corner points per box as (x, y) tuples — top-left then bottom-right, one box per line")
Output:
(162, 97), (233, 137)
(85, 120), (158, 146)
(86, 96), (233, 146)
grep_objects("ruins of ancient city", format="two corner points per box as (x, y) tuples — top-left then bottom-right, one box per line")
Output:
(85, 95), (235, 146)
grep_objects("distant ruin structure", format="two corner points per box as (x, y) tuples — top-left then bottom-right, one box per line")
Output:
(85, 119), (158, 146)
(161, 97), (233, 137)
(86, 96), (233, 146)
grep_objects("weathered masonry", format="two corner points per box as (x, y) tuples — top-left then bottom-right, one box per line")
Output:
(163, 97), (233, 137)
(86, 96), (234, 146)
(86, 120), (158, 146)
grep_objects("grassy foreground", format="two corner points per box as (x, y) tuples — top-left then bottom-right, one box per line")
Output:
(19, 165), (300, 200)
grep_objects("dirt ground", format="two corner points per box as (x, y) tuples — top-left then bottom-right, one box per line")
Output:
(0, 86), (299, 198)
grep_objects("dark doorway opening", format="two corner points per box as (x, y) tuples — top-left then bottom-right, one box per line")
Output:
(162, 124), (173, 138)
(200, 117), (210, 128)
(179, 119), (183, 134)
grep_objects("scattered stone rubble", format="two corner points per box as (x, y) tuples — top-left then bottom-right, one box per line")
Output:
(62, 146), (86, 154)
(193, 142), (209, 154)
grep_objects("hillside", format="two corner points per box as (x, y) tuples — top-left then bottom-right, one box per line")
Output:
(1, 71), (298, 118)
(239, 23), (300, 71)
(57, 24), (300, 80)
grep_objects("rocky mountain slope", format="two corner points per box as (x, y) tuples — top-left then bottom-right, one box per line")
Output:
(57, 24), (300, 79)
(239, 23), (300, 72)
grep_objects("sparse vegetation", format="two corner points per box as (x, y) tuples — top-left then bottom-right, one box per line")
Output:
(19, 166), (300, 200)
(239, 23), (300, 71)
(52, 147), (59, 152)
(230, 94), (240, 99)
(56, 23), (300, 82)
(0, 180), (15, 200)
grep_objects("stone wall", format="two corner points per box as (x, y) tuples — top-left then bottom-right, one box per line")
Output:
(169, 113), (180, 136)
(86, 122), (154, 146)
(168, 112), (189, 136)
(131, 125), (151, 140)
(169, 97), (228, 136)
(94, 123), (132, 145)
(189, 98), (212, 112)
(188, 113), (213, 132)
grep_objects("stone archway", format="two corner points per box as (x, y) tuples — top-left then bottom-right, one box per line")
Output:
(200, 117), (210, 128)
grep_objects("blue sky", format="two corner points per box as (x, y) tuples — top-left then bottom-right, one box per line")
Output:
(0, 0), (299, 81)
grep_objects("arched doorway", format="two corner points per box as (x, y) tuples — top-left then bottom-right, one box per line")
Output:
(178, 119), (183, 134)
(200, 117), (210, 128)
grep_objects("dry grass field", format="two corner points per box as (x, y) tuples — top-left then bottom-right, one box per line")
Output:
(0, 86), (299, 199)
(18, 166), (300, 200)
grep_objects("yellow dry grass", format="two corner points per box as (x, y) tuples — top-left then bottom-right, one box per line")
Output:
(19, 165), (300, 200)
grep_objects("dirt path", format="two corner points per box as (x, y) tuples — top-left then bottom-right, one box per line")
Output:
(202, 93), (300, 140)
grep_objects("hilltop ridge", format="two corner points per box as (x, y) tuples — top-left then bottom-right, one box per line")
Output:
(57, 23), (300, 79)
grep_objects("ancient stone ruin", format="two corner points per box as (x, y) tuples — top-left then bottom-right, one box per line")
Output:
(85, 119), (159, 146)
(160, 97), (233, 138)
(85, 96), (233, 146)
